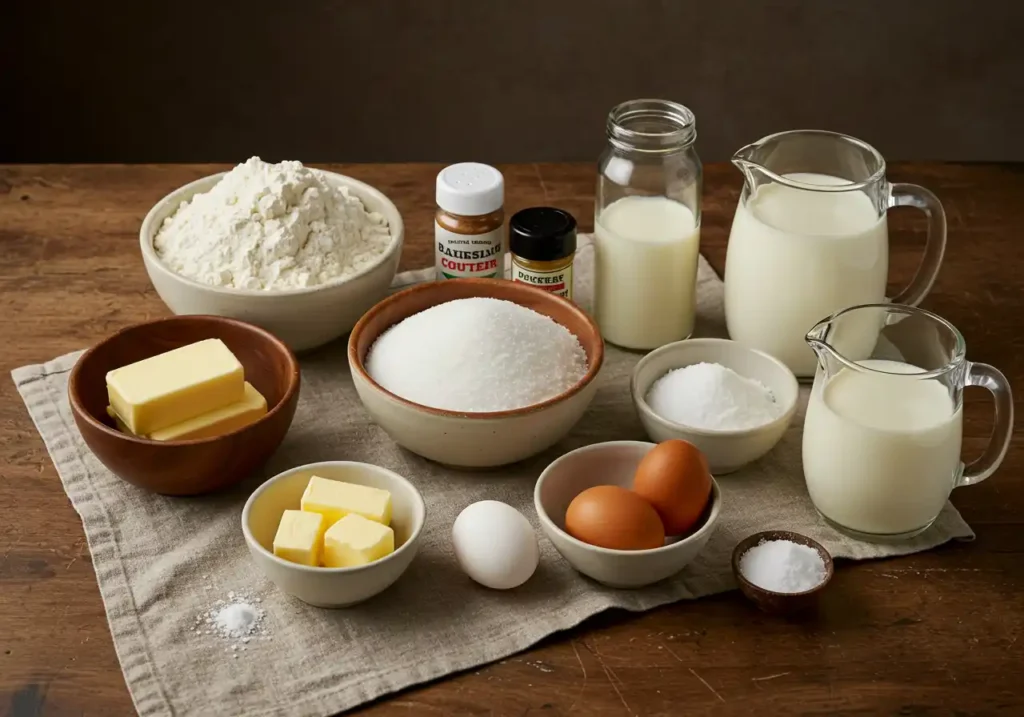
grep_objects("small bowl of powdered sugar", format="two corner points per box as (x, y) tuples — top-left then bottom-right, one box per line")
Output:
(631, 338), (799, 473)
(731, 530), (834, 616)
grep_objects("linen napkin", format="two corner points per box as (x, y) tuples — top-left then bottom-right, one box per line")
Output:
(12, 236), (973, 717)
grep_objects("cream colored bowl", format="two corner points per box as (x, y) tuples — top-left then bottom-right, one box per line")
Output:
(241, 461), (425, 608)
(348, 278), (604, 469)
(140, 170), (404, 352)
(631, 338), (799, 474)
(535, 441), (721, 589)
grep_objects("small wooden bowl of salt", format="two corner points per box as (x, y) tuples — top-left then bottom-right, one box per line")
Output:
(731, 530), (833, 616)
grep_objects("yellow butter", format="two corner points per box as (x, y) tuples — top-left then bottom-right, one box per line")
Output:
(106, 382), (267, 441)
(106, 338), (244, 436)
(322, 514), (395, 568)
(273, 510), (324, 566)
(300, 476), (392, 526)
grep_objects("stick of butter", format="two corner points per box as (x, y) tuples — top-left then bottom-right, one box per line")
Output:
(106, 381), (267, 441)
(273, 510), (325, 566)
(106, 338), (245, 436)
(300, 476), (392, 526)
(323, 514), (395, 568)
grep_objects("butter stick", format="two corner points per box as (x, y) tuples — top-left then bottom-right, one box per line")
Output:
(106, 381), (267, 441)
(105, 338), (244, 435)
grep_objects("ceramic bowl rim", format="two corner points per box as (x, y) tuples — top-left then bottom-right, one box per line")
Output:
(67, 314), (301, 447)
(631, 337), (800, 437)
(348, 278), (605, 420)
(730, 529), (835, 597)
(139, 169), (405, 298)
(533, 439), (722, 557)
(240, 460), (427, 575)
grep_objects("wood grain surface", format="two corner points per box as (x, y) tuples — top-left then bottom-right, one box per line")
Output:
(1, 163), (1022, 716)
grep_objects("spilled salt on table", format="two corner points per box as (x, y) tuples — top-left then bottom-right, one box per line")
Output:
(195, 592), (270, 657)
(738, 539), (827, 593)
(365, 297), (588, 412)
(646, 361), (780, 430)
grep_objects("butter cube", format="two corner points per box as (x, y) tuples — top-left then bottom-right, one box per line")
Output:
(300, 476), (392, 526)
(106, 381), (267, 441)
(322, 514), (395, 568)
(273, 510), (324, 566)
(106, 338), (244, 436)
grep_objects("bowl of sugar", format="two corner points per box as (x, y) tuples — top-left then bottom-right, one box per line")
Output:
(139, 158), (404, 352)
(631, 338), (799, 473)
(731, 530), (833, 616)
(348, 278), (604, 468)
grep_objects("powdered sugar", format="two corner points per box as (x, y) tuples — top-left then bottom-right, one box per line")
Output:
(366, 297), (588, 412)
(154, 157), (393, 291)
(646, 362), (780, 430)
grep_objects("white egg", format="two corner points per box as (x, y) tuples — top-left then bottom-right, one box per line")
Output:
(451, 500), (539, 590)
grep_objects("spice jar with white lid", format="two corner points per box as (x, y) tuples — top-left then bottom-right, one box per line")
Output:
(509, 207), (577, 300)
(435, 163), (505, 280)
(594, 99), (703, 350)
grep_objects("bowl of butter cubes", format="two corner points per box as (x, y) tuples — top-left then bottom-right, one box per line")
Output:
(242, 461), (426, 608)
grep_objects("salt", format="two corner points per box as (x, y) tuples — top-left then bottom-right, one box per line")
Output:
(738, 539), (827, 593)
(365, 297), (588, 412)
(646, 362), (780, 430)
(196, 592), (269, 649)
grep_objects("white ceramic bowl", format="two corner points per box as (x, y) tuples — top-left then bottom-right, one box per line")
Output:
(348, 278), (604, 468)
(631, 338), (799, 474)
(535, 440), (721, 589)
(140, 170), (404, 352)
(241, 461), (425, 608)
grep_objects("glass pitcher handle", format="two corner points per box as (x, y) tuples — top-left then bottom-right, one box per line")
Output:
(960, 361), (1015, 486)
(887, 183), (947, 306)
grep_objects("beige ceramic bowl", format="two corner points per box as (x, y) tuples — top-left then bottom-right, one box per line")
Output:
(140, 170), (404, 352)
(242, 461), (425, 608)
(535, 441), (721, 589)
(348, 278), (604, 468)
(631, 338), (799, 474)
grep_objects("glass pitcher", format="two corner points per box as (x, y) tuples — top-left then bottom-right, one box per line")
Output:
(724, 130), (947, 378)
(802, 304), (1013, 541)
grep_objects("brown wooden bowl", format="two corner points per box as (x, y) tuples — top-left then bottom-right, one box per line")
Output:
(731, 530), (834, 616)
(68, 315), (301, 496)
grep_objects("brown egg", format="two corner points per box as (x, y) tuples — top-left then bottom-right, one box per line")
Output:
(564, 485), (665, 550)
(632, 440), (712, 536)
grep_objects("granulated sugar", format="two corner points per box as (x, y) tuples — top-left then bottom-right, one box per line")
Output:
(194, 592), (270, 657)
(738, 539), (827, 593)
(646, 362), (780, 430)
(366, 298), (588, 412)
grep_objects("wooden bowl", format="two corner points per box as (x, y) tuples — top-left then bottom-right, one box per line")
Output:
(731, 530), (834, 616)
(348, 278), (604, 468)
(68, 315), (301, 496)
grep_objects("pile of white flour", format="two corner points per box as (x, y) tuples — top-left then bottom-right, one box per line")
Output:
(154, 157), (393, 291)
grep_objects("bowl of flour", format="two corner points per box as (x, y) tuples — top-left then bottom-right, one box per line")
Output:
(140, 157), (403, 351)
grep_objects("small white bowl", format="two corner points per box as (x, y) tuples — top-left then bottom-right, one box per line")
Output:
(631, 338), (799, 474)
(534, 441), (721, 589)
(241, 461), (425, 608)
(348, 278), (604, 468)
(140, 170), (404, 352)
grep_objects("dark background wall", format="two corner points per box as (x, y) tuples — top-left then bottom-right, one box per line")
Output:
(3, 0), (1022, 164)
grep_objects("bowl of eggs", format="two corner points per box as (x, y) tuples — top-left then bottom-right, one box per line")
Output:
(534, 439), (721, 589)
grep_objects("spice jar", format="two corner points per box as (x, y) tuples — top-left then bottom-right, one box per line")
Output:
(509, 207), (577, 300)
(595, 99), (702, 350)
(435, 163), (505, 280)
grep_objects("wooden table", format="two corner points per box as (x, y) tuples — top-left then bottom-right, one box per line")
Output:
(1, 163), (1021, 716)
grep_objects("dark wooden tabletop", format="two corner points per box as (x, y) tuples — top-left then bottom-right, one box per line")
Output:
(1, 162), (1022, 716)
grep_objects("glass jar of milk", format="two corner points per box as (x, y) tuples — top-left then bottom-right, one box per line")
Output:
(724, 130), (948, 378)
(803, 304), (1013, 541)
(595, 99), (702, 350)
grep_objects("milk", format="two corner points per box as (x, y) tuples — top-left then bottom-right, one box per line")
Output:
(803, 359), (963, 537)
(594, 196), (700, 350)
(724, 172), (888, 376)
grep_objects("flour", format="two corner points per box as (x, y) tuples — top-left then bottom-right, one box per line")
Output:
(154, 157), (393, 291)
(646, 361), (781, 430)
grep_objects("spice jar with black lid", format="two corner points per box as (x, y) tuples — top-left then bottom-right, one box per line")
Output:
(509, 207), (577, 300)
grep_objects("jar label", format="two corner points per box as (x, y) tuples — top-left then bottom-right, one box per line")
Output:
(435, 225), (504, 280)
(511, 258), (573, 299)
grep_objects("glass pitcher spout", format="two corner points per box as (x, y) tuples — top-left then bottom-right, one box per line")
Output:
(805, 317), (837, 374)
(730, 140), (768, 189)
